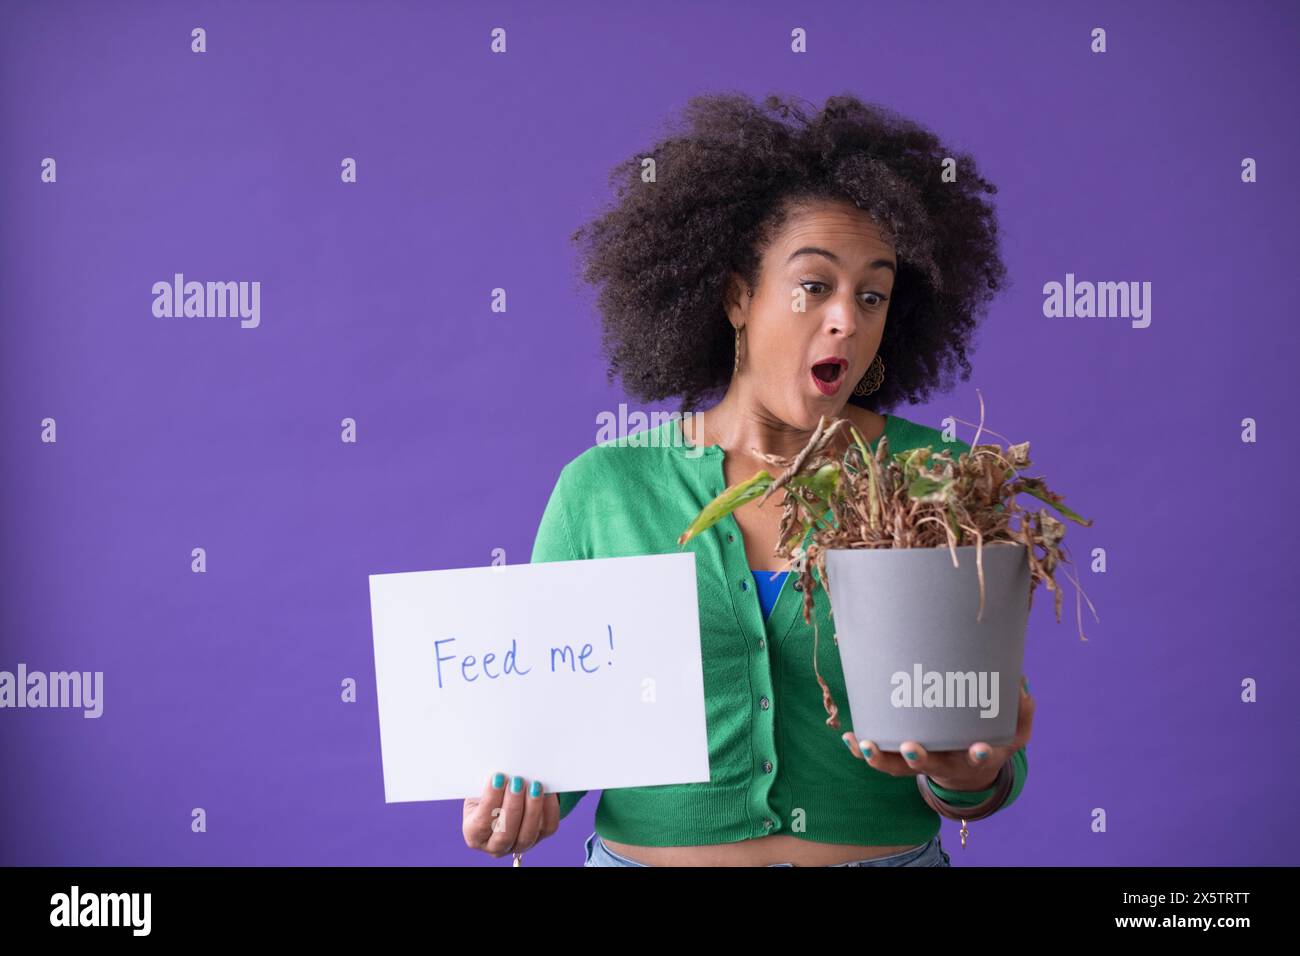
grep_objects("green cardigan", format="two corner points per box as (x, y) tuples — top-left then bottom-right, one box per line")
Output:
(529, 412), (1028, 847)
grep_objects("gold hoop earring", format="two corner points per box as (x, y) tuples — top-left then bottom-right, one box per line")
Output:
(853, 354), (885, 397)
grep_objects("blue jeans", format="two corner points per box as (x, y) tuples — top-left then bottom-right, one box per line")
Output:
(583, 831), (951, 867)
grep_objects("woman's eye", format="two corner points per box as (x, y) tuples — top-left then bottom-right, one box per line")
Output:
(800, 281), (888, 308)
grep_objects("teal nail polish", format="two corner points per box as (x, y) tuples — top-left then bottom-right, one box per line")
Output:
(903, 750), (918, 761)
(843, 737), (853, 751)
(530, 780), (542, 797)
(510, 775), (524, 793)
(975, 750), (989, 761)
(861, 742), (873, 759)
(492, 773), (506, 789)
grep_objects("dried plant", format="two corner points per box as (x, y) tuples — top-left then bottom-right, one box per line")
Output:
(677, 391), (1097, 729)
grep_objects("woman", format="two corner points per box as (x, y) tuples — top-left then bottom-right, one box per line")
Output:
(463, 92), (1035, 866)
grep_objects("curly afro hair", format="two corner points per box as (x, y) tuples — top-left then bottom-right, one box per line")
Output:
(570, 92), (1008, 414)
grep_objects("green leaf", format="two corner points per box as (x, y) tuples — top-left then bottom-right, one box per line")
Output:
(848, 425), (872, 465)
(809, 462), (840, 501)
(677, 470), (774, 545)
(907, 476), (953, 503)
(1017, 478), (1092, 526)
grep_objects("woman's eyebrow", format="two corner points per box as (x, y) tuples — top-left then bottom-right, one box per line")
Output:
(786, 246), (896, 274)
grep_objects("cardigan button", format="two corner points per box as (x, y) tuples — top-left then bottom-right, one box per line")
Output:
(726, 533), (735, 543)
(762, 760), (773, 773)
(763, 818), (774, 829)
(740, 579), (749, 591)
(759, 696), (770, 710)
(758, 638), (765, 649)
(793, 580), (804, 592)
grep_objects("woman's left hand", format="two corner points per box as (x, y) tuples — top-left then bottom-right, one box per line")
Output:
(842, 675), (1035, 792)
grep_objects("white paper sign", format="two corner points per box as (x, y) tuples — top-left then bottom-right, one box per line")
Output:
(368, 552), (709, 803)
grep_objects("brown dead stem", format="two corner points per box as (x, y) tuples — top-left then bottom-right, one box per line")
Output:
(692, 392), (1099, 723)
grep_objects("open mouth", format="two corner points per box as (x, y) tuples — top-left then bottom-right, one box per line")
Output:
(810, 357), (847, 396)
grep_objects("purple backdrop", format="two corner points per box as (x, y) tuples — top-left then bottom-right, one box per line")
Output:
(2, 0), (1296, 866)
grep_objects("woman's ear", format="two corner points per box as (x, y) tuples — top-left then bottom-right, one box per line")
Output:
(722, 272), (751, 326)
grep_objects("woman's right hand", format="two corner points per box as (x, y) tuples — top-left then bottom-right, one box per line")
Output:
(463, 772), (560, 858)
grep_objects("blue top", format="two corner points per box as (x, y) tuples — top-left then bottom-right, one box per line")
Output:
(751, 570), (789, 620)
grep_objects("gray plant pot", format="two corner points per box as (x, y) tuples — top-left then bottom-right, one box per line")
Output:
(823, 541), (1029, 752)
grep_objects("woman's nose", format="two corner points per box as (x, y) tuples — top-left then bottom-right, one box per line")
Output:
(826, 295), (860, 335)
